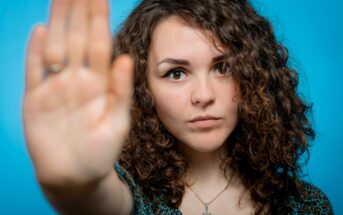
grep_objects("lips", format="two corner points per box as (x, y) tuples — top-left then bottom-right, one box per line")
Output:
(189, 115), (221, 122)
(189, 115), (222, 129)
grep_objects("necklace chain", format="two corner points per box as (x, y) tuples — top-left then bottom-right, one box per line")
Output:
(188, 181), (230, 207)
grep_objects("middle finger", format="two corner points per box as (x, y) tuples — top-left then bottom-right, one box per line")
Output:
(67, 0), (89, 70)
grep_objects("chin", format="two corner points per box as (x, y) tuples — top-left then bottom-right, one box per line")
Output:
(179, 133), (228, 153)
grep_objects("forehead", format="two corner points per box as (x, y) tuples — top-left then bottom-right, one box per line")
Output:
(149, 16), (225, 62)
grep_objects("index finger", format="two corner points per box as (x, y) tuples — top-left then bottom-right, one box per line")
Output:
(88, 0), (111, 75)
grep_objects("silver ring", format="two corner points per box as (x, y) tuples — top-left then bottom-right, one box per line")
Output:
(46, 63), (64, 74)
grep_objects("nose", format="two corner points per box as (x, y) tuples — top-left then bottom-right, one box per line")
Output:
(191, 76), (216, 107)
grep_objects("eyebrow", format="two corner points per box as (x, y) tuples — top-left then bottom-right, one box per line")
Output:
(156, 54), (225, 66)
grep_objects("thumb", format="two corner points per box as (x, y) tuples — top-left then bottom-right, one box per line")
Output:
(110, 55), (134, 108)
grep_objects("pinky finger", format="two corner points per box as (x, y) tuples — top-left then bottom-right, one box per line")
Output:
(25, 25), (47, 92)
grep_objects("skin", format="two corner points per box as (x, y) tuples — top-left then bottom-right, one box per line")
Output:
(24, 0), (254, 213)
(24, 0), (133, 214)
(148, 16), (240, 154)
(148, 16), (255, 214)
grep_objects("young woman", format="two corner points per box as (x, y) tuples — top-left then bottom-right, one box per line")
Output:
(23, 0), (333, 214)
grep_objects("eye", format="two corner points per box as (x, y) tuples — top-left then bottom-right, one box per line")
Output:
(213, 62), (230, 76)
(163, 68), (187, 80)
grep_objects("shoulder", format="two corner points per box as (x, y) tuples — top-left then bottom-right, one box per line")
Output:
(114, 162), (181, 215)
(114, 162), (155, 214)
(288, 181), (334, 214)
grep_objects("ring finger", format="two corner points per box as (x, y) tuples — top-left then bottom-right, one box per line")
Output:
(44, 0), (70, 70)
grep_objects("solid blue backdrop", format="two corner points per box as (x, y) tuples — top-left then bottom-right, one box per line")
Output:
(0, 0), (341, 214)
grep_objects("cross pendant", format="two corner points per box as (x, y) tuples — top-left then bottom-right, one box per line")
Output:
(202, 203), (212, 215)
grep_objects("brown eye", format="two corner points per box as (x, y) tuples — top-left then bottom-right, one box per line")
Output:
(164, 68), (186, 80)
(214, 62), (230, 75)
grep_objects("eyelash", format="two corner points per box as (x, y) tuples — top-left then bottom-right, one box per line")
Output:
(214, 62), (230, 74)
(163, 62), (230, 80)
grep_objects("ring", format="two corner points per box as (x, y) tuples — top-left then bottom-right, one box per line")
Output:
(46, 63), (64, 74)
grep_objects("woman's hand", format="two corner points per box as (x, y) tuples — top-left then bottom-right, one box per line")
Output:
(23, 0), (134, 189)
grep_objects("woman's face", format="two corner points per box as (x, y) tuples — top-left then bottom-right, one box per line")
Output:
(148, 16), (240, 153)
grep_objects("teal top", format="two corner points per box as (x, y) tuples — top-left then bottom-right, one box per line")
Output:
(114, 162), (334, 214)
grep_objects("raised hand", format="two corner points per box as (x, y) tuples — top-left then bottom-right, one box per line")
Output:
(23, 0), (134, 188)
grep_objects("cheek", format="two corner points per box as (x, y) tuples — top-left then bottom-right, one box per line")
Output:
(153, 91), (187, 126)
(224, 92), (239, 113)
(219, 83), (240, 122)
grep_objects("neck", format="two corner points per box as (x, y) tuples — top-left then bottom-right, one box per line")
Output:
(179, 143), (230, 187)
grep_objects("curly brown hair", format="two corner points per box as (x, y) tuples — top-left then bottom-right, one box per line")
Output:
(113, 0), (315, 214)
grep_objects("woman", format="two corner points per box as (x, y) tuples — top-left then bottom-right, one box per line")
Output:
(23, 0), (333, 214)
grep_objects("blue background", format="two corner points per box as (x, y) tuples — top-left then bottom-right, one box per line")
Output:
(0, 0), (342, 214)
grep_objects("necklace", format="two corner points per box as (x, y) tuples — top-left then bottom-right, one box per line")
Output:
(187, 181), (230, 215)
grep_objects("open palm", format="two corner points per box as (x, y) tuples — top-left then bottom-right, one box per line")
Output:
(23, 0), (133, 188)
